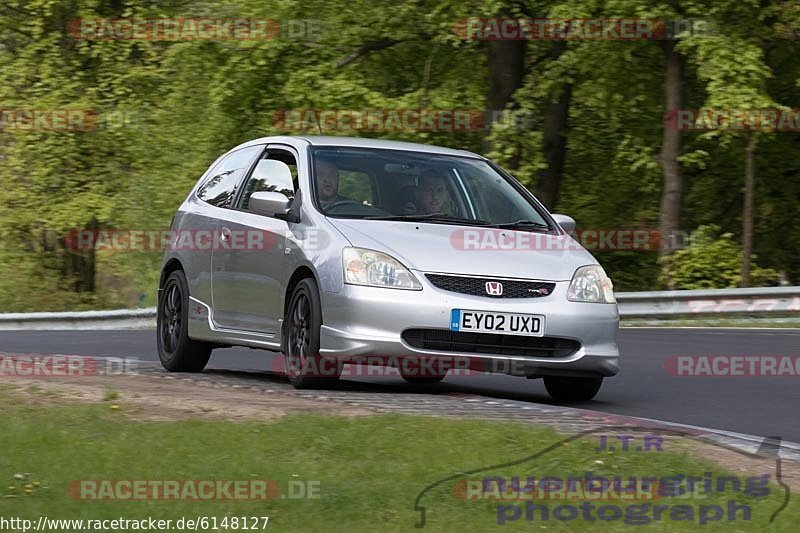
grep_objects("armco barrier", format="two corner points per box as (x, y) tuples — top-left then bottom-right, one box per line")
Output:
(0, 287), (797, 330)
(615, 286), (800, 319)
(0, 308), (157, 330)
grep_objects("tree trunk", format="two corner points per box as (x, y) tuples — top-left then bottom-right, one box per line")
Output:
(61, 218), (97, 293)
(742, 135), (758, 287)
(534, 82), (572, 210)
(484, 39), (525, 156)
(533, 41), (571, 211)
(658, 41), (685, 262)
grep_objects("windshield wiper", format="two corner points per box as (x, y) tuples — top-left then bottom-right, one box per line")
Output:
(492, 219), (551, 231)
(364, 214), (494, 226)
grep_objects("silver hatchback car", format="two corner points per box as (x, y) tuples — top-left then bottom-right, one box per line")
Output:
(157, 136), (619, 401)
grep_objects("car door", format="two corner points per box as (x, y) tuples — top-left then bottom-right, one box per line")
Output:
(190, 145), (263, 307)
(210, 146), (299, 334)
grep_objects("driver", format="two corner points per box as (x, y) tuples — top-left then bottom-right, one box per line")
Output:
(315, 158), (350, 210)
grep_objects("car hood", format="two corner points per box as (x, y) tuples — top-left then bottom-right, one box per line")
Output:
(328, 219), (596, 281)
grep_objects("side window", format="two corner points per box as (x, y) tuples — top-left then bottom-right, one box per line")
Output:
(197, 146), (262, 208)
(238, 149), (299, 211)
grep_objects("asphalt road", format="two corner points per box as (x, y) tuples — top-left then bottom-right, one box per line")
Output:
(2, 328), (799, 441)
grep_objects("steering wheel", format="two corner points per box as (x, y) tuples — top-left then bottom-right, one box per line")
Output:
(323, 199), (363, 211)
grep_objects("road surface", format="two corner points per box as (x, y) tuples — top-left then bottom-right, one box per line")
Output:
(1, 328), (798, 440)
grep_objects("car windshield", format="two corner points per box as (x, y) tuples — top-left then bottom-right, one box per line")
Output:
(311, 147), (552, 229)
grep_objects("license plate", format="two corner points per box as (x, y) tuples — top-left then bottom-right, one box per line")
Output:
(450, 309), (544, 337)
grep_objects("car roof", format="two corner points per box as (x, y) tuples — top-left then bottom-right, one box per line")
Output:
(232, 135), (484, 159)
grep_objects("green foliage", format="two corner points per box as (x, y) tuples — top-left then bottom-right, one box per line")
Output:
(0, 0), (799, 310)
(660, 225), (778, 289)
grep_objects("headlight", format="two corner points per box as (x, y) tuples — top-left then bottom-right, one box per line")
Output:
(567, 265), (616, 303)
(342, 247), (422, 290)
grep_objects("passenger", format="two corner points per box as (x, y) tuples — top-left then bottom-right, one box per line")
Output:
(416, 172), (453, 215)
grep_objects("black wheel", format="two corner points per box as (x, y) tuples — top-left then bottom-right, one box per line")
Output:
(157, 270), (212, 372)
(543, 376), (603, 402)
(283, 278), (340, 388)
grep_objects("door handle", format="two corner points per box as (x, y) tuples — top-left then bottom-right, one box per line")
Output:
(220, 226), (231, 241)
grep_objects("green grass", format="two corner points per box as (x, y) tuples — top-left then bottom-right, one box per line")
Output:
(102, 390), (120, 402)
(0, 392), (796, 532)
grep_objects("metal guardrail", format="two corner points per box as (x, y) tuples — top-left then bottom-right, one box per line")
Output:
(0, 287), (797, 330)
(616, 286), (800, 319)
(0, 308), (157, 330)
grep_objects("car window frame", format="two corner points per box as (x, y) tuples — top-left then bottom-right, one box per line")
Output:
(451, 168), (478, 218)
(195, 144), (265, 209)
(230, 144), (302, 216)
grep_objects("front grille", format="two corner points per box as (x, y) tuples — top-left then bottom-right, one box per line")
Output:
(402, 329), (580, 358)
(425, 274), (555, 298)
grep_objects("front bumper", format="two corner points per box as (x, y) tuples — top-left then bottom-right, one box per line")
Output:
(319, 272), (620, 378)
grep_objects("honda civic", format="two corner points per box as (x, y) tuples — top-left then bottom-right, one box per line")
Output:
(156, 136), (619, 401)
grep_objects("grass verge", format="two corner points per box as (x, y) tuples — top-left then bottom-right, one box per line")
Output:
(0, 391), (796, 532)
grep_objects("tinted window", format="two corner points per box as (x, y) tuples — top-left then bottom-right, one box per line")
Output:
(197, 146), (262, 207)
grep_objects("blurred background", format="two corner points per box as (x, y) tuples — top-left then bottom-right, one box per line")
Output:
(0, 0), (798, 312)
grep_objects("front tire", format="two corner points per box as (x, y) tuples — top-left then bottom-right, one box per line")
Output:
(544, 376), (603, 402)
(157, 270), (212, 372)
(283, 278), (340, 389)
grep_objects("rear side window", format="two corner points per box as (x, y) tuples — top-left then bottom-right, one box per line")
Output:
(197, 146), (262, 207)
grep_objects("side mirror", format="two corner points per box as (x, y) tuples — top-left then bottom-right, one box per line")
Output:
(250, 191), (292, 218)
(551, 214), (576, 233)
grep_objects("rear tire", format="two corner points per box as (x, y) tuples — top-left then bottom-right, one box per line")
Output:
(283, 278), (340, 389)
(544, 376), (603, 402)
(157, 270), (212, 372)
